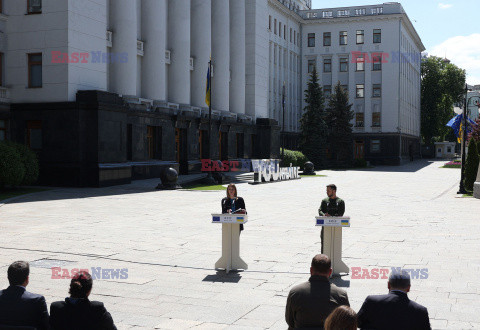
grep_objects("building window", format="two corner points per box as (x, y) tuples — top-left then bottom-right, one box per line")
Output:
(27, 120), (42, 150)
(373, 29), (381, 43)
(373, 84), (381, 97)
(274, 19), (277, 34)
(322, 11), (332, 18)
(356, 84), (364, 98)
(355, 8), (366, 16)
(236, 133), (244, 158)
(341, 85), (348, 95)
(0, 120), (6, 140)
(372, 54), (382, 70)
(355, 54), (364, 71)
(371, 139), (381, 152)
(372, 112), (381, 127)
(307, 33), (315, 47)
(323, 58), (331, 73)
(323, 85), (332, 98)
(339, 57), (348, 72)
(269, 16), (272, 31)
(323, 32), (331, 46)
(284, 25), (286, 40)
(356, 30), (364, 44)
(355, 113), (364, 127)
(338, 10), (350, 17)
(339, 31), (347, 45)
(147, 126), (162, 160)
(294, 31), (296, 45)
(371, 7), (383, 14)
(27, 0), (42, 14)
(290, 28), (292, 42)
(308, 59), (316, 73)
(28, 53), (42, 88)
(0, 0), (2, 14)
(279, 22), (282, 37)
(0, 53), (3, 86)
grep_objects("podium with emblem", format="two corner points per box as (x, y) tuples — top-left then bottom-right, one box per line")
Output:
(315, 216), (350, 275)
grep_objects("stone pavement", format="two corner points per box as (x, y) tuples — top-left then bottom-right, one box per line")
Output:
(0, 160), (479, 329)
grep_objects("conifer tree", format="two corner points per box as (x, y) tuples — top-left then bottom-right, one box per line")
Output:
(299, 66), (328, 168)
(464, 138), (479, 192)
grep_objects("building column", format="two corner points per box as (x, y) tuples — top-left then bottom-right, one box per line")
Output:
(109, 0), (137, 96)
(211, 0), (230, 111)
(191, 0), (212, 108)
(229, 0), (245, 114)
(168, 0), (191, 105)
(141, 0), (167, 101)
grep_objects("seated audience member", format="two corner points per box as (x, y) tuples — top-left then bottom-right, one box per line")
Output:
(324, 305), (357, 330)
(0, 261), (49, 329)
(50, 271), (117, 330)
(285, 254), (350, 329)
(357, 270), (431, 330)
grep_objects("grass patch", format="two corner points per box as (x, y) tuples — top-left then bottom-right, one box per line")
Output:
(462, 192), (473, 197)
(0, 187), (50, 202)
(441, 164), (461, 168)
(184, 184), (225, 191)
(300, 174), (327, 177)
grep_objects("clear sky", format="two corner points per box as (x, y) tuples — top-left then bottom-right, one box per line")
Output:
(311, 0), (480, 85)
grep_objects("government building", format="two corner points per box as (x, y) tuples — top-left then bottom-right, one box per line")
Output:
(0, 0), (424, 186)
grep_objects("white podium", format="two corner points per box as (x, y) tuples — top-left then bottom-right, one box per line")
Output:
(212, 214), (248, 273)
(316, 216), (350, 275)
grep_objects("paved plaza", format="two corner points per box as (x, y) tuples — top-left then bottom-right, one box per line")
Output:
(0, 160), (479, 329)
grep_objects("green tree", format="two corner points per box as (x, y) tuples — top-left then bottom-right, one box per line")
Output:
(300, 66), (328, 168)
(325, 82), (354, 166)
(421, 56), (466, 144)
(464, 138), (479, 191)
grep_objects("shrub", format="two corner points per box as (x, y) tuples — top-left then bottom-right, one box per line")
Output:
(280, 149), (309, 169)
(0, 142), (25, 188)
(464, 139), (479, 191)
(12, 143), (39, 185)
(354, 158), (367, 168)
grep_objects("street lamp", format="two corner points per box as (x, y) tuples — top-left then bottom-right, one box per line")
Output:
(457, 84), (480, 194)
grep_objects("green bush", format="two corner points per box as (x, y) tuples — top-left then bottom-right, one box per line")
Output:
(12, 143), (39, 185)
(0, 142), (25, 188)
(280, 149), (309, 169)
(464, 139), (479, 192)
(354, 158), (367, 168)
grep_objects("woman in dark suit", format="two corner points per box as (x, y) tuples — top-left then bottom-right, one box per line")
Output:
(221, 184), (247, 231)
(50, 271), (117, 330)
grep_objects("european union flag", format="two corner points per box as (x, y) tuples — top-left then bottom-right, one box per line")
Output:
(213, 216), (220, 222)
(205, 62), (211, 107)
(446, 114), (477, 143)
(317, 219), (324, 225)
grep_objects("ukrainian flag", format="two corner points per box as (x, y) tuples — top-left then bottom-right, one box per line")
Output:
(341, 220), (349, 226)
(205, 63), (211, 107)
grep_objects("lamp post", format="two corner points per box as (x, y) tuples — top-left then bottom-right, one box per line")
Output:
(282, 82), (286, 162)
(457, 84), (480, 194)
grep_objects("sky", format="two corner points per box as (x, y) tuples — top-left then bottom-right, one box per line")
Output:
(311, 0), (480, 85)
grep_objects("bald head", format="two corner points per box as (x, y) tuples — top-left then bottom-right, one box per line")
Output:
(310, 254), (332, 276)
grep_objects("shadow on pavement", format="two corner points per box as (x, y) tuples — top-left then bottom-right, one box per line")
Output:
(346, 159), (438, 173)
(331, 275), (350, 288)
(203, 270), (242, 283)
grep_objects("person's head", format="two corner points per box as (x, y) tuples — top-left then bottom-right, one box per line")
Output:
(388, 270), (411, 293)
(310, 254), (332, 277)
(326, 184), (337, 198)
(226, 184), (237, 199)
(7, 261), (30, 287)
(69, 271), (93, 299)
(324, 305), (357, 330)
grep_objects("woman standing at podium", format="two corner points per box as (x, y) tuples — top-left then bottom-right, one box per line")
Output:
(221, 184), (247, 231)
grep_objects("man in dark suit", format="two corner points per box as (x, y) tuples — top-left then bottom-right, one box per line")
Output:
(0, 261), (50, 329)
(285, 254), (350, 329)
(357, 270), (431, 330)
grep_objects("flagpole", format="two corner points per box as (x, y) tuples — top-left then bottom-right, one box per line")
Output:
(204, 59), (216, 184)
(458, 83), (468, 194)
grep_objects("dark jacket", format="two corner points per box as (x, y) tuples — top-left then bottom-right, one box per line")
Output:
(0, 285), (50, 329)
(221, 197), (246, 214)
(285, 275), (349, 330)
(357, 291), (431, 330)
(50, 298), (117, 330)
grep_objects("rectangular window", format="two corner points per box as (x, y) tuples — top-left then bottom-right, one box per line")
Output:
(337, 10), (350, 17)
(284, 25), (286, 40)
(372, 112), (381, 127)
(323, 32), (331, 46)
(27, 0), (42, 14)
(355, 8), (366, 16)
(323, 58), (331, 73)
(323, 85), (332, 98)
(308, 59), (316, 73)
(27, 120), (42, 150)
(339, 31), (347, 45)
(279, 22), (282, 37)
(341, 85), (348, 94)
(0, 120), (6, 141)
(0, 0), (2, 14)
(290, 28), (292, 42)
(356, 30), (364, 44)
(373, 29), (381, 43)
(269, 16), (272, 31)
(274, 19), (277, 34)
(294, 31), (296, 45)
(297, 32), (300, 46)
(339, 57), (348, 72)
(372, 54), (382, 71)
(28, 53), (42, 88)
(0, 53), (3, 86)
(127, 124), (132, 160)
(356, 84), (364, 98)
(308, 33), (315, 47)
(373, 84), (382, 97)
(371, 139), (381, 152)
(322, 11), (332, 18)
(371, 7), (383, 14)
(355, 54), (364, 71)
(147, 126), (162, 160)
(355, 113), (364, 127)
(236, 133), (244, 158)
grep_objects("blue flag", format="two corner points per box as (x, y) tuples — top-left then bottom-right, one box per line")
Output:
(446, 114), (478, 143)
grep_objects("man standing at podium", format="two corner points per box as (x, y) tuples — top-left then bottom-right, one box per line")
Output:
(319, 184), (345, 253)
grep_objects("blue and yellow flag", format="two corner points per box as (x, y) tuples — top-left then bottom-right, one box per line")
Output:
(446, 114), (478, 143)
(205, 63), (211, 107)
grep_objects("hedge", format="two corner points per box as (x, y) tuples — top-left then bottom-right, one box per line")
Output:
(464, 139), (479, 192)
(280, 149), (309, 170)
(0, 141), (39, 187)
